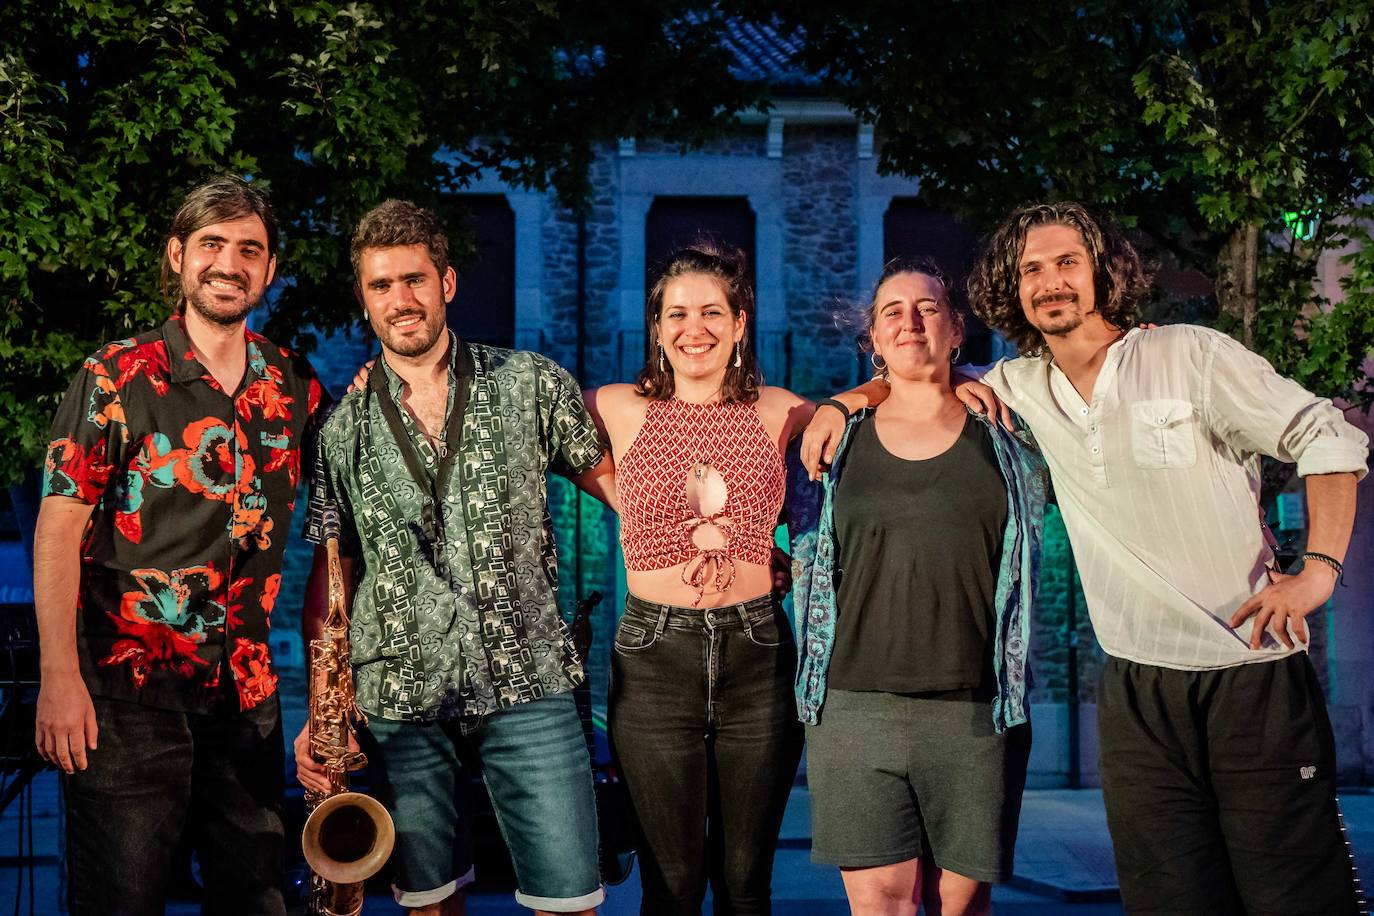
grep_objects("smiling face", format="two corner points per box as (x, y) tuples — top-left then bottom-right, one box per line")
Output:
(656, 271), (746, 387)
(1017, 223), (1098, 339)
(355, 244), (455, 360)
(166, 215), (276, 326)
(869, 271), (963, 380)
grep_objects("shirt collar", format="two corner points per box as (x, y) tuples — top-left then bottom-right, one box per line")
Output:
(378, 328), (470, 399)
(1045, 326), (1138, 395)
(162, 314), (269, 391)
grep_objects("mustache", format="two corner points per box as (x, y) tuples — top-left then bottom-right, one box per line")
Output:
(198, 269), (248, 288)
(1033, 291), (1078, 307)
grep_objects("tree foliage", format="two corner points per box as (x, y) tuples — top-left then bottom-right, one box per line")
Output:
(0, 0), (765, 485)
(758, 0), (1374, 403)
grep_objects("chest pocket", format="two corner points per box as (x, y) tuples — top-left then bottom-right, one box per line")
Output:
(1131, 399), (1197, 469)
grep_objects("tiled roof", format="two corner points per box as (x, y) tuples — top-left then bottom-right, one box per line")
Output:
(719, 19), (820, 88)
(555, 17), (821, 91)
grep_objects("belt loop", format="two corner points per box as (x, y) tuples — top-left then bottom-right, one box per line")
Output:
(655, 603), (670, 639)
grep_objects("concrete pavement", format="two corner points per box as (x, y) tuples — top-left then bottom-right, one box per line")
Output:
(3, 767), (1370, 914)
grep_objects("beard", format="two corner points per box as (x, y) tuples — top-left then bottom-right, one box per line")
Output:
(1032, 292), (1086, 337)
(376, 309), (448, 358)
(182, 270), (262, 326)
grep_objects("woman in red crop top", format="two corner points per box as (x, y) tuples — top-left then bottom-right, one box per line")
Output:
(584, 242), (819, 915)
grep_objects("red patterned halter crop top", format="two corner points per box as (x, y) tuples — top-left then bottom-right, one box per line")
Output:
(618, 398), (785, 602)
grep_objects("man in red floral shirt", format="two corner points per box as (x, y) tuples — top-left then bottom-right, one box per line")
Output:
(32, 176), (326, 916)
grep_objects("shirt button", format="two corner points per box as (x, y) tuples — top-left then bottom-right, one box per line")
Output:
(1156, 417), (1166, 425)
(1089, 425), (1097, 432)
(1091, 446), (1100, 454)
(1080, 407), (1089, 416)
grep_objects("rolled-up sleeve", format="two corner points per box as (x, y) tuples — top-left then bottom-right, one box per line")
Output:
(1201, 330), (1368, 480)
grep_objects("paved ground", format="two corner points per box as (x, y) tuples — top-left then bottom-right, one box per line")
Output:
(1, 767), (1370, 914)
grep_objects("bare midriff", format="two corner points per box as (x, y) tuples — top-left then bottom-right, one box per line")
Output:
(626, 560), (773, 610)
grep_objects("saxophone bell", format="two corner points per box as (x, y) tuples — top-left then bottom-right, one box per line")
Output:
(302, 790), (395, 885)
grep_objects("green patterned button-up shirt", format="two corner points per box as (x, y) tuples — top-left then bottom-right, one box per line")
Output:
(306, 334), (603, 721)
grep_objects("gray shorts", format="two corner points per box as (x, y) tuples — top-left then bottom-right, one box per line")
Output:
(805, 689), (1030, 882)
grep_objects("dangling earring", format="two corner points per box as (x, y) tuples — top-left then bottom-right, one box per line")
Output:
(950, 346), (962, 364)
(658, 344), (666, 372)
(733, 341), (742, 368)
(870, 351), (888, 376)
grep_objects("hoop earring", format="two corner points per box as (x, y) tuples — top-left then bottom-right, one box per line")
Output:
(659, 344), (666, 372)
(870, 351), (887, 373)
(950, 346), (962, 364)
(733, 341), (742, 368)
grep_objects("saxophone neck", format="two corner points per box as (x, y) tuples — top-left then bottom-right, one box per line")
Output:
(324, 535), (351, 633)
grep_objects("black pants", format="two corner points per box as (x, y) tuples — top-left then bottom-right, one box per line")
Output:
(1097, 653), (1362, 916)
(64, 694), (286, 916)
(609, 594), (804, 916)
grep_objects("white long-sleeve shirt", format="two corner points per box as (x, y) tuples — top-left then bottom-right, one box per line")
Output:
(984, 324), (1369, 670)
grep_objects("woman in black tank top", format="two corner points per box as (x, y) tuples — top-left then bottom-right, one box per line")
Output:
(798, 261), (1038, 916)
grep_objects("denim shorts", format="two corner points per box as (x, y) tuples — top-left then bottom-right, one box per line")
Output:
(361, 692), (604, 911)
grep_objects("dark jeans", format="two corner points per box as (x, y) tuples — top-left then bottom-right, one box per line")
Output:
(1098, 653), (1362, 916)
(64, 694), (286, 916)
(609, 594), (803, 916)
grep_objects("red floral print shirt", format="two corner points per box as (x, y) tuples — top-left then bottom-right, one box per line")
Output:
(43, 317), (326, 713)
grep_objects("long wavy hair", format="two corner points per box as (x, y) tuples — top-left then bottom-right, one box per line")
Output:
(966, 202), (1152, 357)
(635, 240), (762, 403)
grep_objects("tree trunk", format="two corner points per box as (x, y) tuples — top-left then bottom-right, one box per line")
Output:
(1217, 222), (1260, 348)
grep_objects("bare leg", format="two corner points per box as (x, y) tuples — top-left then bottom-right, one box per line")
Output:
(839, 858), (922, 916)
(920, 860), (991, 916)
(408, 887), (468, 916)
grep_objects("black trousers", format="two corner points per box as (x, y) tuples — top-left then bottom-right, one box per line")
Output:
(609, 594), (804, 916)
(64, 694), (286, 916)
(1097, 653), (1363, 916)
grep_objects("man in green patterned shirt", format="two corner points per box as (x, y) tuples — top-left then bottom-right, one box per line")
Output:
(295, 200), (614, 916)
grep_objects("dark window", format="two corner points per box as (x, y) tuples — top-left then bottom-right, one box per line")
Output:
(645, 197), (757, 352)
(445, 195), (516, 349)
(883, 200), (993, 364)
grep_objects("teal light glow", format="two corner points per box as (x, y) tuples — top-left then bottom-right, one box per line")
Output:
(1283, 210), (1317, 241)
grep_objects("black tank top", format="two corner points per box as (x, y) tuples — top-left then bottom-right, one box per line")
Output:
(827, 412), (1008, 693)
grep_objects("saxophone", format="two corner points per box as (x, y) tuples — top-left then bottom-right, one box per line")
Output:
(301, 534), (396, 916)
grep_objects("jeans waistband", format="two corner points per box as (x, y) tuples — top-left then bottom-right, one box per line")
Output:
(624, 592), (778, 629)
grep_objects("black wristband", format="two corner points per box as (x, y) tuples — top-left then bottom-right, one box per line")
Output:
(1302, 551), (1345, 584)
(816, 398), (850, 421)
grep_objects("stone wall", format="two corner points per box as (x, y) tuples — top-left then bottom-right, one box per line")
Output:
(780, 126), (861, 397)
(1030, 506), (1106, 704)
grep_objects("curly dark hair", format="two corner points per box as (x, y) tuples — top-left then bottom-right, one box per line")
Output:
(967, 202), (1152, 357)
(635, 240), (761, 403)
(350, 199), (449, 280)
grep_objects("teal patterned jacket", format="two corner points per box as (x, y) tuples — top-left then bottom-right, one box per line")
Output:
(787, 407), (1049, 732)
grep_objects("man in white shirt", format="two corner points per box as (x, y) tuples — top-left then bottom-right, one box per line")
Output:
(806, 202), (1368, 913)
